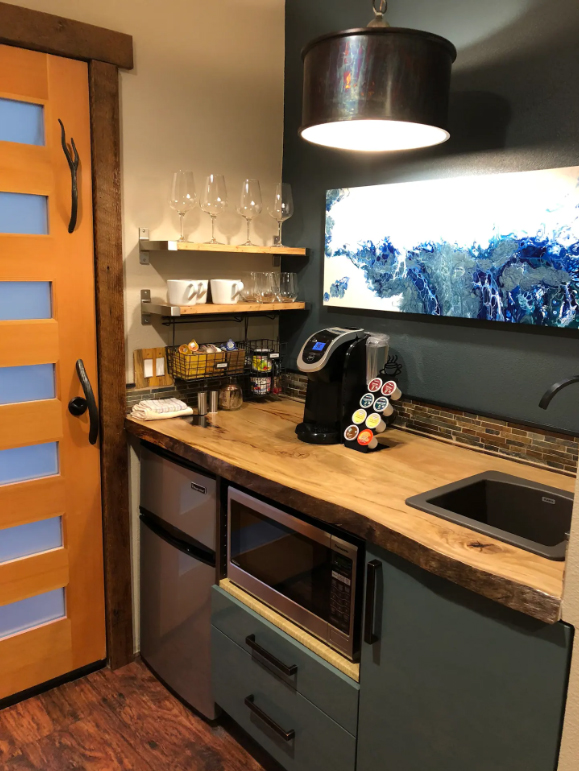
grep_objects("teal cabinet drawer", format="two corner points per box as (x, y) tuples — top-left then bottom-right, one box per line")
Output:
(212, 626), (356, 771)
(211, 586), (359, 735)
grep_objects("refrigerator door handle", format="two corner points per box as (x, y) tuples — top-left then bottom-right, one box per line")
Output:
(140, 508), (216, 567)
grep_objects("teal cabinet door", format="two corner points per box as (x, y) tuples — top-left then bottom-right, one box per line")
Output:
(357, 546), (573, 771)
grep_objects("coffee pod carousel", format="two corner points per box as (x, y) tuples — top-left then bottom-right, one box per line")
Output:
(343, 380), (402, 454)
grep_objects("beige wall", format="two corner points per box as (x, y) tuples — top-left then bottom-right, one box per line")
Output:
(9, 0), (286, 649)
(558, 476), (579, 770)
(10, 0), (285, 378)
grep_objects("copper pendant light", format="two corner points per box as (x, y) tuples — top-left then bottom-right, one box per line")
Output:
(300, 1), (457, 152)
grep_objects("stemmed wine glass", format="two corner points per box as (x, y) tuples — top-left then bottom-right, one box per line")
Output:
(169, 171), (197, 242)
(238, 179), (262, 246)
(268, 183), (294, 247)
(200, 174), (227, 244)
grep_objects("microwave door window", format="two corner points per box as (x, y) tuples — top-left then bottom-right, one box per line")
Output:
(230, 502), (332, 621)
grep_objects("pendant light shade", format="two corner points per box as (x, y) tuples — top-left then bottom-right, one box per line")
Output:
(300, 27), (457, 152)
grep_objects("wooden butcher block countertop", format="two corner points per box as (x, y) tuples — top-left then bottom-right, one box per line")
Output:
(126, 398), (576, 625)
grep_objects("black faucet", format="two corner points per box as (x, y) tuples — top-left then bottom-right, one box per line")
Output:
(539, 376), (579, 410)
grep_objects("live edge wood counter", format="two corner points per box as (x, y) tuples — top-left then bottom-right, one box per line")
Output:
(126, 399), (575, 625)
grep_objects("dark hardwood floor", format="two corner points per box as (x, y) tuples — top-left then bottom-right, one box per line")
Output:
(0, 660), (277, 770)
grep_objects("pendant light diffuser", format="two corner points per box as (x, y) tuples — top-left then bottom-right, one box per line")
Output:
(300, 27), (457, 152)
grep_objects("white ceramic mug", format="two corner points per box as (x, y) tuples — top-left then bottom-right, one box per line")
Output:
(210, 279), (244, 305)
(167, 279), (198, 307)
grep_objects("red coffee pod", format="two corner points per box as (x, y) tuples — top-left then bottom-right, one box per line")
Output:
(358, 429), (378, 449)
(368, 378), (383, 393)
(381, 380), (402, 400)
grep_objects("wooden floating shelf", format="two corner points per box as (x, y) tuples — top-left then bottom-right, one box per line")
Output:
(140, 239), (309, 256)
(144, 301), (306, 317)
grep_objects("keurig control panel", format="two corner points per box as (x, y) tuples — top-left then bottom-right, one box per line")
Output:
(297, 327), (365, 373)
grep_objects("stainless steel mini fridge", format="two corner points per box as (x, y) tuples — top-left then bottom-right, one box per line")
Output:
(139, 442), (217, 719)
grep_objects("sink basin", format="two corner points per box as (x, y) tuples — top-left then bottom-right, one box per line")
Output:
(406, 471), (573, 560)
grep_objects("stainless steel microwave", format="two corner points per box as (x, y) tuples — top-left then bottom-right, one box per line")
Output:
(227, 487), (361, 660)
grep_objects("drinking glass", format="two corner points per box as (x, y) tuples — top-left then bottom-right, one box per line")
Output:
(268, 183), (294, 247)
(259, 272), (278, 303)
(240, 272), (260, 303)
(200, 174), (227, 244)
(169, 171), (197, 242)
(278, 272), (298, 302)
(238, 179), (262, 246)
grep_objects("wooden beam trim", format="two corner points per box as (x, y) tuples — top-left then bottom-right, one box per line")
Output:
(0, 2), (133, 69)
(89, 60), (134, 669)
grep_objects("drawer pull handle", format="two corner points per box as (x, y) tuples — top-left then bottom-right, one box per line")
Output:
(244, 695), (295, 742)
(245, 634), (298, 676)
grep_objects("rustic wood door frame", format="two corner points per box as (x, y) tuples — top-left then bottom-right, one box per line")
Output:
(0, 2), (134, 669)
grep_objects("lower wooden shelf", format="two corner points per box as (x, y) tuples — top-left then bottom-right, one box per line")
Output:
(144, 301), (306, 317)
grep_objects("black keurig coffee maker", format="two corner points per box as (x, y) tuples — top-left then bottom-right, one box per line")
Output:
(296, 327), (367, 444)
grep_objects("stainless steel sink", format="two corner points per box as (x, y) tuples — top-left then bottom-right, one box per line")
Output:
(406, 471), (573, 560)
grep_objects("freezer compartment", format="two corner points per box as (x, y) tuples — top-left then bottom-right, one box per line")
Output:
(140, 442), (216, 550)
(140, 516), (217, 719)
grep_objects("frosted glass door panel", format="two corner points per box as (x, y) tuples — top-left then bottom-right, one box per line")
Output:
(0, 193), (48, 234)
(0, 517), (62, 562)
(0, 281), (51, 320)
(0, 99), (44, 146)
(0, 364), (55, 404)
(0, 588), (65, 639)
(0, 442), (58, 485)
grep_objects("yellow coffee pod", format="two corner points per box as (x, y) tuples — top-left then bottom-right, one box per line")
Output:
(178, 344), (190, 355)
(352, 408), (367, 425)
(366, 412), (386, 432)
(187, 339), (200, 352)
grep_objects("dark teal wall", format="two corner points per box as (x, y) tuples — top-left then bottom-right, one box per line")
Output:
(281, 0), (579, 434)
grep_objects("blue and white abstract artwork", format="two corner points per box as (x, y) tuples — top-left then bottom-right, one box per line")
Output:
(324, 167), (579, 327)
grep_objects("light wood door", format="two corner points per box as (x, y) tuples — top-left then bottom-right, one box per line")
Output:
(0, 44), (106, 699)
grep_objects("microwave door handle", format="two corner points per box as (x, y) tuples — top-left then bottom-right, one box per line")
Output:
(245, 635), (298, 676)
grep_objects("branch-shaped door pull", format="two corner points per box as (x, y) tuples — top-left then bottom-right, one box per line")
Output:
(58, 119), (79, 233)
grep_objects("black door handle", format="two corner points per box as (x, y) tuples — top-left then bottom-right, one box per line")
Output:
(75, 359), (99, 445)
(244, 695), (295, 742)
(58, 119), (79, 233)
(245, 635), (298, 677)
(364, 560), (382, 644)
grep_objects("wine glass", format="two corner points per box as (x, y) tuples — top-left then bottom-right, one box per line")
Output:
(268, 183), (294, 247)
(200, 174), (227, 244)
(238, 179), (262, 246)
(169, 171), (197, 242)
(278, 272), (298, 302)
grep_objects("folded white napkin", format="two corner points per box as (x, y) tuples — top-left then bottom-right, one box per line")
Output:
(131, 398), (193, 421)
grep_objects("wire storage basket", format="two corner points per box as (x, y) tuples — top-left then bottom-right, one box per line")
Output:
(166, 339), (286, 393)
(167, 341), (246, 382)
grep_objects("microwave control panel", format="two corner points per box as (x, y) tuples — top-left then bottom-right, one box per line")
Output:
(329, 551), (354, 634)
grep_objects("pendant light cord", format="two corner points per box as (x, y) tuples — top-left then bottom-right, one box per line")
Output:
(369, 0), (390, 27)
